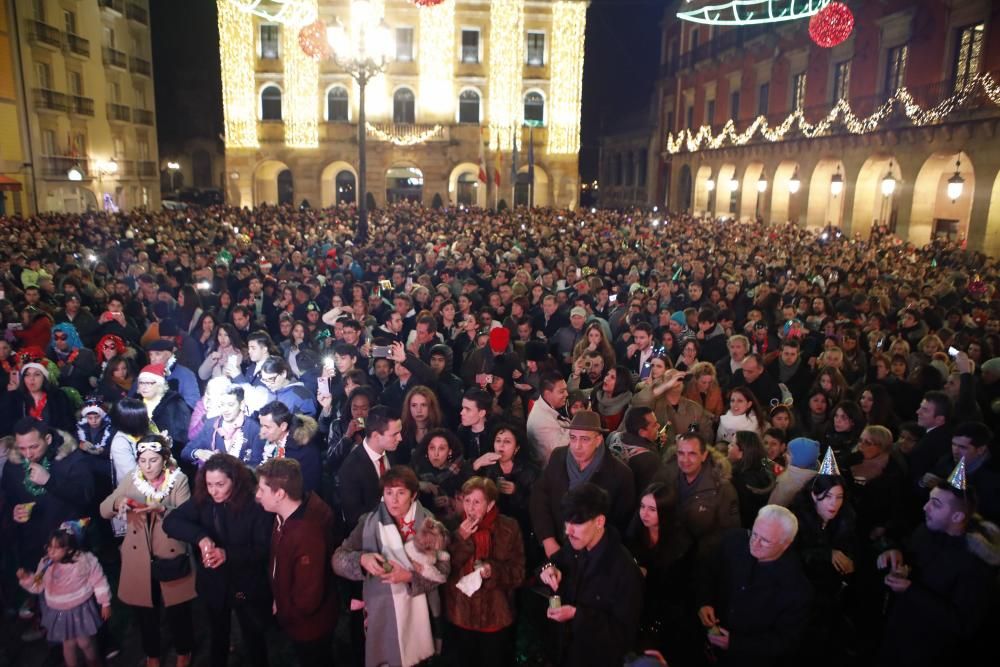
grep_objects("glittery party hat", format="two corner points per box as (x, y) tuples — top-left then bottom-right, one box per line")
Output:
(947, 457), (967, 492)
(818, 447), (841, 476)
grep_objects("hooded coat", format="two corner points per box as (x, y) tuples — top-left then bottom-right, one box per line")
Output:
(1, 429), (94, 568)
(660, 445), (741, 560)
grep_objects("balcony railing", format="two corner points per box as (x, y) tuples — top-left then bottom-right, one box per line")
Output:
(63, 33), (90, 57)
(70, 95), (95, 116)
(99, 0), (125, 15)
(129, 56), (151, 76)
(41, 155), (88, 179)
(133, 108), (154, 125)
(103, 47), (128, 69)
(661, 23), (771, 79)
(137, 160), (156, 178)
(27, 20), (62, 49)
(107, 103), (131, 122)
(33, 88), (69, 112)
(126, 3), (148, 25)
(366, 122), (446, 143)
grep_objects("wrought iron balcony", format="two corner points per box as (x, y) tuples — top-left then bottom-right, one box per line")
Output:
(133, 108), (154, 125)
(70, 95), (95, 116)
(27, 20), (62, 49)
(99, 0), (125, 15)
(129, 56), (151, 77)
(63, 33), (90, 57)
(103, 47), (128, 69)
(107, 102), (131, 122)
(33, 88), (69, 112)
(126, 3), (148, 25)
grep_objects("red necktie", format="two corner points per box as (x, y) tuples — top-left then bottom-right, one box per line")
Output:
(378, 455), (387, 477)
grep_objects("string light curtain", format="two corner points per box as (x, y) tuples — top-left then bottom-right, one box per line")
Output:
(418, 0), (456, 120)
(547, 1), (587, 155)
(488, 0), (525, 151)
(283, 0), (319, 147)
(218, 0), (259, 148)
(666, 72), (1000, 154)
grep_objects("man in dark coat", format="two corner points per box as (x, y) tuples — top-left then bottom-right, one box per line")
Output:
(732, 353), (782, 409)
(615, 406), (665, 494)
(336, 406), (402, 532)
(697, 505), (813, 666)
(1, 418), (94, 568)
(540, 483), (643, 667)
(765, 338), (813, 402)
(878, 479), (999, 666)
(256, 458), (338, 667)
(530, 410), (635, 559)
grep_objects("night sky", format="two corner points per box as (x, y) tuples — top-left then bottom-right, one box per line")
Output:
(150, 0), (663, 182)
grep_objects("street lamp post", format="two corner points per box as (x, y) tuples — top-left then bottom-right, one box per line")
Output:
(756, 172), (767, 222)
(880, 160), (897, 231)
(327, 0), (393, 243)
(167, 161), (181, 192)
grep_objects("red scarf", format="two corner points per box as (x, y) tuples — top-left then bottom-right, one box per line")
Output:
(464, 505), (499, 575)
(28, 393), (48, 420)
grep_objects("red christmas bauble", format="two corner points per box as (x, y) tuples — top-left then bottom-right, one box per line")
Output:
(410, 0), (446, 6)
(298, 20), (330, 61)
(809, 2), (854, 48)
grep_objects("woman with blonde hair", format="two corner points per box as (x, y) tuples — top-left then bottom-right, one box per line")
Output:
(683, 361), (725, 419)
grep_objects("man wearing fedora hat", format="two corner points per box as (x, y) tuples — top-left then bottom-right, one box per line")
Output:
(530, 410), (635, 558)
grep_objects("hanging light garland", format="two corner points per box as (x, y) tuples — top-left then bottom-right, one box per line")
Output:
(666, 72), (1000, 154)
(227, 0), (317, 27)
(365, 122), (444, 146)
(809, 2), (854, 48)
(677, 0), (830, 26)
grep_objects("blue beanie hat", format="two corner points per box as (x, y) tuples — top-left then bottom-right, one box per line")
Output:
(788, 437), (820, 469)
(670, 311), (687, 326)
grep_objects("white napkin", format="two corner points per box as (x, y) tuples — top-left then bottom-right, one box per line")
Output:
(455, 566), (485, 597)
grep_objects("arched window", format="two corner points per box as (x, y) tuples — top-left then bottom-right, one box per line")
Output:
(261, 85), (282, 121)
(393, 87), (415, 124)
(523, 91), (544, 125)
(458, 89), (480, 124)
(327, 86), (349, 122)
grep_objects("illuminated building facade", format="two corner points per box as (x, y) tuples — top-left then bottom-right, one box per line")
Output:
(219, 0), (587, 210)
(4, 0), (160, 213)
(652, 0), (1000, 255)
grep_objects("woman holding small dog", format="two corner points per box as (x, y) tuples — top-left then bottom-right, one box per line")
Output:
(444, 476), (525, 667)
(332, 465), (450, 667)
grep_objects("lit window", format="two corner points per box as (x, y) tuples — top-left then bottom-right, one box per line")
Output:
(833, 61), (851, 102)
(396, 28), (414, 63)
(260, 25), (279, 60)
(461, 30), (479, 64)
(953, 23), (984, 92)
(393, 88), (415, 124)
(524, 91), (544, 124)
(527, 32), (544, 66)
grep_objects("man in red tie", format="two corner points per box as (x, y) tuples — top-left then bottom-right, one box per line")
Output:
(336, 405), (402, 531)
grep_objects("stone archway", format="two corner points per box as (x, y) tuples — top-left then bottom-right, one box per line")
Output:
(852, 155), (901, 239)
(806, 159), (847, 230)
(770, 160), (801, 225)
(739, 161), (766, 222)
(320, 161), (358, 207)
(909, 151), (974, 245)
(448, 162), (487, 207)
(254, 160), (291, 206)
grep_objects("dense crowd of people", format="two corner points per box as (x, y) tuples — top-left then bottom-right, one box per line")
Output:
(0, 200), (999, 667)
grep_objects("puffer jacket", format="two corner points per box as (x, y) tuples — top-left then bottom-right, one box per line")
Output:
(660, 445), (740, 559)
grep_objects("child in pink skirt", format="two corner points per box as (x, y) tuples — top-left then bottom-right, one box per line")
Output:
(17, 522), (112, 667)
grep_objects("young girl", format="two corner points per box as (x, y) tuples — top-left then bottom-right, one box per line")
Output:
(17, 522), (112, 667)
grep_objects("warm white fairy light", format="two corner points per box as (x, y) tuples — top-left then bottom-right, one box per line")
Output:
(418, 0), (455, 120)
(218, 0), (259, 148)
(547, 1), (587, 155)
(488, 0), (525, 151)
(282, 0), (319, 147)
(666, 73), (1000, 154)
(228, 0), (317, 27)
(365, 122), (443, 145)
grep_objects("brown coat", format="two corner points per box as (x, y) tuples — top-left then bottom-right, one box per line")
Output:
(99, 469), (197, 608)
(444, 512), (525, 632)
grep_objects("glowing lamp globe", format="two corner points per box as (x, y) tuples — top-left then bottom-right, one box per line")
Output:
(298, 20), (330, 60)
(809, 2), (854, 49)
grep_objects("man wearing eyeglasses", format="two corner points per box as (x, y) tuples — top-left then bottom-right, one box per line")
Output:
(696, 505), (812, 665)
